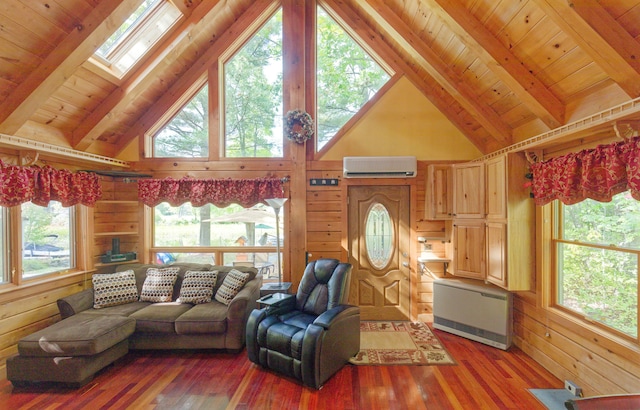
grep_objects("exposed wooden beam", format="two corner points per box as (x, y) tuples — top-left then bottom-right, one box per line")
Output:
(533, 0), (640, 98)
(359, 0), (513, 146)
(119, 0), (278, 156)
(421, 0), (565, 129)
(0, 0), (145, 136)
(71, 0), (224, 152)
(324, 0), (498, 154)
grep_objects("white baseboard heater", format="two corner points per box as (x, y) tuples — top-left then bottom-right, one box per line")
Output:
(433, 278), (513, 350)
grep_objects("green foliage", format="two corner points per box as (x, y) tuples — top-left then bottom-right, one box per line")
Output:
(316, 7), (390, 149)
(154, 86), (209, 157)
(225, 10), (283, 157)
(558, 193), (639, 338)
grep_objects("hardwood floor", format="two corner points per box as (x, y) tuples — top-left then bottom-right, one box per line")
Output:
(0, 327), (562, 409)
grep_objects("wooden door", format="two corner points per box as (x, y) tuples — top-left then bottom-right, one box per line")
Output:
(452, 220), (485, 280)
(486, 221), (507, 287)
(452, 162), (485, 218)
(426, 164), (453, 220)
(348, 185), (410, 320)
(485, 156), (506, 220)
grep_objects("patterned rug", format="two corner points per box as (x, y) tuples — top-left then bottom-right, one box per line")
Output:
(349, 321), (456, 366)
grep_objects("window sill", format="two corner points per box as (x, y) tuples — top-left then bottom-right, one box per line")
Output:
(0, 269), (94, 302)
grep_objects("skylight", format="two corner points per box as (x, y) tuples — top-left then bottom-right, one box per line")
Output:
(93, 0), (181, 77)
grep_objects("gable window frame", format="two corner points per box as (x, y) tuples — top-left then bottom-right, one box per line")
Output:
(220, 7), (284, 159)
(314, 2), (394, 156)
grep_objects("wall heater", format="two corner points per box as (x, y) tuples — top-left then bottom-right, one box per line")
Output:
(433, 278), (513, 350)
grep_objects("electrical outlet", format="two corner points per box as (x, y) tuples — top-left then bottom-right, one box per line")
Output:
(565, 380), (582, 397)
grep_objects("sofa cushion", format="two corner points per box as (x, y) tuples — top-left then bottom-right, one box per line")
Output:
(93, 270), (139, 309)
(174, 302), (228, 334)
(176, 270), (218, 304)
(139, 267), (179, 302)
(17, 313), (135, 357)
(214, 269), (249, 305)
(129, 303), (192, 333)
(81, 301), (151, 317)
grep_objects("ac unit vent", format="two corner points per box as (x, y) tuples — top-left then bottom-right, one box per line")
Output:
(343, 156), (417, 178)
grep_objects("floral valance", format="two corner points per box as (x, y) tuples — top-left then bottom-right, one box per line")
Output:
(530, 136), (640, 206)
(0, 160), (102, 207)
(138, 177), (285, 208)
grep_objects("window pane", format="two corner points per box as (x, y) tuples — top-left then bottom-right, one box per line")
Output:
(562, 192), (640, 248)
(365, 203), (393, 269)
(224, 9), (283, 158)
(557, 242), (638, 338)
(154, 203), (280, 248)
(22, 202), (73, 278)
(154, 85), (208, 157)
(1, 207), (6, 284)
(316, 7), (391, 150)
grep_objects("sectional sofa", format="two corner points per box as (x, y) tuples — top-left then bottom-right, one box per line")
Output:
(6, 262), (261, 387)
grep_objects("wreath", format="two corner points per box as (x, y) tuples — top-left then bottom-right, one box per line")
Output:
(285, 110), (314, 144)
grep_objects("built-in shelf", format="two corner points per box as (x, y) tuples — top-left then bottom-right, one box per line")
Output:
(94, 232), (138, 237)
(94, 259), (139, 268)
(418, 257), (451, 273)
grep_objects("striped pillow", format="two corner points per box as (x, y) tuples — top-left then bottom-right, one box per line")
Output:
(93, 270), (139, 309)
(177, 270), (218, 304)
(139, 267), (180, 302)
(214, 269), (249, 305)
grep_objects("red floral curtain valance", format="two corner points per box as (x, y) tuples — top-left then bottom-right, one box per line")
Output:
(137, 177), (285, 208)
(0, 160), (102, 207)
(531, 136), (640, 206)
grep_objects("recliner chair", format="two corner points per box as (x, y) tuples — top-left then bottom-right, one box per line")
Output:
(246, 258), (360, 389)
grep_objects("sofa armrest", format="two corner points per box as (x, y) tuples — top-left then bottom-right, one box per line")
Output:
(57, 288), (94, 319)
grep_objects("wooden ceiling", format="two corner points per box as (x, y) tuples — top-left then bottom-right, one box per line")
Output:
(1, 0), (640, 159)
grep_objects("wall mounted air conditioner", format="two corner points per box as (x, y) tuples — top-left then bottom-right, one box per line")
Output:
(343, 156), (417, 178)
(433, 278), (513, 350)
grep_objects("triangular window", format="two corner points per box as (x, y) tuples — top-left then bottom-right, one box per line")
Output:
(316, 6), (391, 150)
(153, 84), (208, 158)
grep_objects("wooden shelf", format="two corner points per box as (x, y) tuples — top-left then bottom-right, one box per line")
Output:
(94, 259), (139, 268)
(94, 231), (138, 237)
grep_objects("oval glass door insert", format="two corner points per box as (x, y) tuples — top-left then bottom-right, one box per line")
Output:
(365, 202), (393, 269)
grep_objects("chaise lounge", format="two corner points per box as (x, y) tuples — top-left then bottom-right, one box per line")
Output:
(7, 262), (261, 387)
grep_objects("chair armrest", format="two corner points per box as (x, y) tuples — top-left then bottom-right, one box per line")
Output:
(313, 305), (359, 329)
(57, 288), (94, 319)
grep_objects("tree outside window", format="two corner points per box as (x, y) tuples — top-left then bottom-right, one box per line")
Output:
(555, 192), (640, 339)
(21, 201), (73, 278)
(224, 9), (283, 157)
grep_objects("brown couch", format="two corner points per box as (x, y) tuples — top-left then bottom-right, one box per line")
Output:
(7, 262), (261, 387)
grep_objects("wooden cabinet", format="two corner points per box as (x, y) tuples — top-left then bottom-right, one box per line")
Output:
(485, 156), (506, 219)
(484, 153), (534, 291)
(452, 162), (484, 218)
(451, 220), (485, 280)
(426, 164), (452, 220)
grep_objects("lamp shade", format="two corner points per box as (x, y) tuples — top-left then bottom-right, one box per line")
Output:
(265, 198), (288, 210)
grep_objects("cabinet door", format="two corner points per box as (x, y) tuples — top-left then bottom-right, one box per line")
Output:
(426, 164), (452, 219)
(486, 222), (506, 287)
(452, 220), (484, 280)
(485, 156), (506, 220)
(453, 162), (485, 218)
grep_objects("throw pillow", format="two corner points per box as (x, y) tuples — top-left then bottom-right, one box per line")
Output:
(93, 270), (139, 309)
(215, 269), (250, 306)
(177, 270), (218, 304)
(139, 267), (180, 302)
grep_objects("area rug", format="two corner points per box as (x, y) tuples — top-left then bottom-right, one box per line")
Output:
(349, 321), (456, 366)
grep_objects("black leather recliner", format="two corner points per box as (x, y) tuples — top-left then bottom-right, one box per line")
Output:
(246, 259), (360, 389)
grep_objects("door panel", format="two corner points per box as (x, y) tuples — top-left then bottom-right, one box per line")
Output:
(348, 185), (410, 320)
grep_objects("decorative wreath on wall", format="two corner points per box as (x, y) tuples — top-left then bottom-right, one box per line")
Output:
(285, 109), (314, 144)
